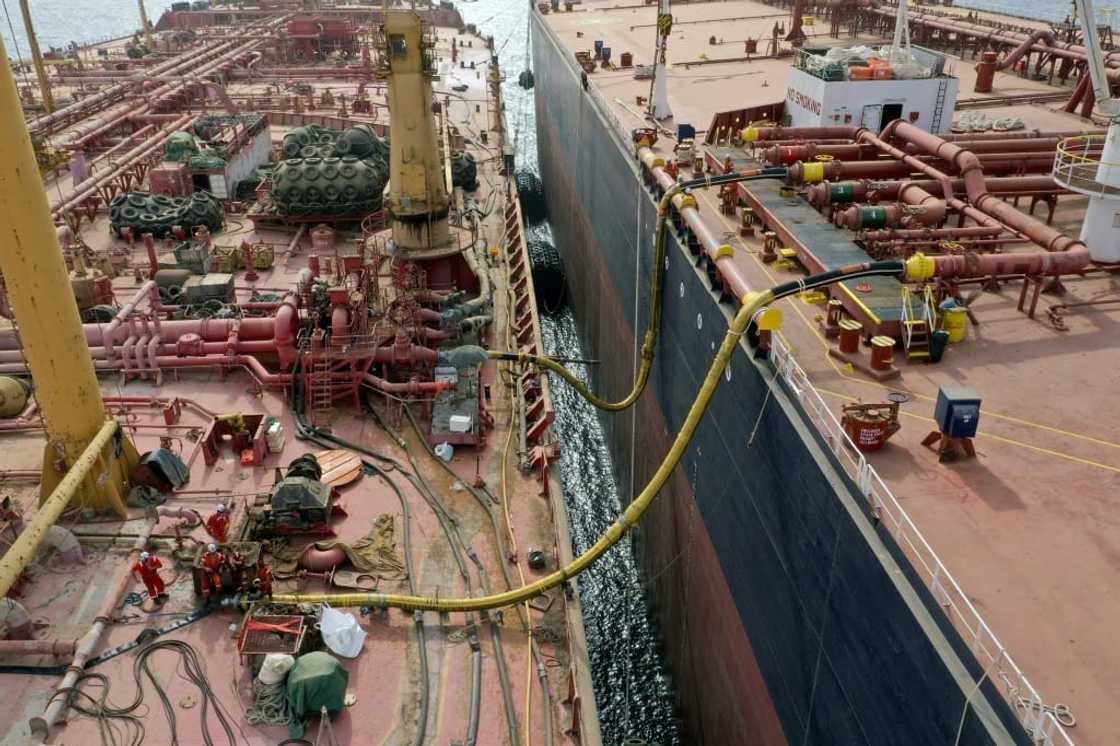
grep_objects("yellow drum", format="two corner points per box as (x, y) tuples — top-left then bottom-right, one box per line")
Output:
(943, 307), (968, 343)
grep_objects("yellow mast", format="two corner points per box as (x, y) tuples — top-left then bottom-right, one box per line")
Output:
(137, 0), (155, 50)
(382, 11), (450, 251)
(0, 37), (137, 517)
(16, 0), (53, 113)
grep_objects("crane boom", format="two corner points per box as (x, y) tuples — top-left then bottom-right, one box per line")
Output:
(1074, 0), (1120, 118)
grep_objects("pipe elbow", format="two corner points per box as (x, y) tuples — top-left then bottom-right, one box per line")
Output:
(330, 305), (350, 341)
(274, 294), (299, 369)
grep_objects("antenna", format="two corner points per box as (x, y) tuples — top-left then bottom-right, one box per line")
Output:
(890, 0), (911, 62)
(646, 0), (673, 121)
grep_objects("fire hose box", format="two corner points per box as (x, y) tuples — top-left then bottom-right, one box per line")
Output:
(934, 384), (981, 439)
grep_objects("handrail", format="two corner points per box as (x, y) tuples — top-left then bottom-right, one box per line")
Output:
(767, 334), (1075, 745)
(1052, 135), (1119, 198)
(901, 285), (915, 349)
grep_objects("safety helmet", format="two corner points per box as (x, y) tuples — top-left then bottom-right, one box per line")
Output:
(139, 551), (151, 561)
(216, 504), (228, 513)
(207, 543), (218, 552)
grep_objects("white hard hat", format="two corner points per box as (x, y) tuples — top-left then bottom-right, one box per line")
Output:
(207, 543), (218, 552)
(139, 551), (150, 561)
(216, 504), (228, 513)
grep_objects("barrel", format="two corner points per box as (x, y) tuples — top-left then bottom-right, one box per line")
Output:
(843, 411), (892, 452)
(943, 307), (968, 342)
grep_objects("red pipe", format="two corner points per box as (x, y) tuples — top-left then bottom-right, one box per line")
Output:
(884, 121), (1087, 254)
(990, 29), (1056, 71)
(274, 294), (299, 369)
(144, 234), (158, 277)
(789, 155), (1057, 183)
(645, 153), (754, 300)
(50, 114), (198, 219)
(331, 305), (350, 341)
(750, 125), (1097, 145)
(766, 137), (1074, 165)
(363, 374), (450, 395)
(925, 251), (1091, 278)
(807, 176), (1061, 205)
(868, 7), (1120, 75)
(0, 639), (77, 657)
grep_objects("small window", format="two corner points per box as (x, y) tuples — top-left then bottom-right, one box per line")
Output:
(389, 34), (407, 57)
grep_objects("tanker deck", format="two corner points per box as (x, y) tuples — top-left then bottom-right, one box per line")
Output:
(534, 0), (1118, 744)
(0, 6), (600, 745)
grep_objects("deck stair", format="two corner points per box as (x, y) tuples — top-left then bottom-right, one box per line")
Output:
(901, 284), (936, 361)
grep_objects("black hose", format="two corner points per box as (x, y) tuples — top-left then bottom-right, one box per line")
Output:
(289, 363), (431, 746)
(398, 403), (528, 739)
(466, 626), (482, 746)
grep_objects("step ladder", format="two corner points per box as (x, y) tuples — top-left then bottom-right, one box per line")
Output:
(901, 285), (936, 361)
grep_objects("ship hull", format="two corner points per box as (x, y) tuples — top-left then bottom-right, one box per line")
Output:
(532, 13), (1031, 746)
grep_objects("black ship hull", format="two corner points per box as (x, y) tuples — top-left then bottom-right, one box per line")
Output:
(531, 12), (1031, 746)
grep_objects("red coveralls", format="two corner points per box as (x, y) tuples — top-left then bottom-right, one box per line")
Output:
(131, 556), (166, 598)
(205, 511), (229, 543)
(200, 549), (225, 597)
(255, 565), (274, 595)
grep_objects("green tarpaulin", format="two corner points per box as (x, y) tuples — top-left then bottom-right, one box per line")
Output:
(286, 651), (349, 738)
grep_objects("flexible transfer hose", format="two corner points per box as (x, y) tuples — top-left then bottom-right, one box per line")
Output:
(490, 168), (787, 411)
(269, 260), (909, 612)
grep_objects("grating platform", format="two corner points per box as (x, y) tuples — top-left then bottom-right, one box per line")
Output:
(738, 175), (904, 335)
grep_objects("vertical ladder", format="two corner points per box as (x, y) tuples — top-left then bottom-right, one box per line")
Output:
(930, 78), (948, 134)
(308, 357), (333, 424)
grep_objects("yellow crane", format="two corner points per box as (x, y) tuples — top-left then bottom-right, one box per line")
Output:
(381, 11), (451, 252)
(0, 33), (137, 552)
(16, 0), (53, 113)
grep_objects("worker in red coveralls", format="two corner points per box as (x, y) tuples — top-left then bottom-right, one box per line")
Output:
(253, 564), (274, 596)
(131, 551), (168, 603)
(200, 543), (225, 599)
(205, 503), (230, 543)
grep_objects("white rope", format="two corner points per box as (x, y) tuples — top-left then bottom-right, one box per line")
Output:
(245, 678), (290, 726)
(747, 365), (778, 448)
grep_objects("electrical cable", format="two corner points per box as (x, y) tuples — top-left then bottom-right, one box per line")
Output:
(268, 261), (909, 613)
(52, 639), (240, 746)
(288, 362), (429, 746)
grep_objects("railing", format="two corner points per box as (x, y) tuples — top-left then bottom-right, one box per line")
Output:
(767, 332), (1075, 746)
(1052, 135), (1120, 198)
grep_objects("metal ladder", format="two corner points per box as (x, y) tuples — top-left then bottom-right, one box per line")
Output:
(306, 355), (334, 424)
(930, 78), (949, 134)
(901, 285), (935, 361)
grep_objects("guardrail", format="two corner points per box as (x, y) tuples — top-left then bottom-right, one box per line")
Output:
(767, 332), (1075, 746)
(1052, 134), (1120, 198)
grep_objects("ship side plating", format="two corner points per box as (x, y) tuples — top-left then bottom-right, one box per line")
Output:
(532, 10), (1031, 745)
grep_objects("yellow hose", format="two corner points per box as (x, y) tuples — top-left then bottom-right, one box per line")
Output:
(271, 289), (776, 611)
(488, 181), (682, 411)
(492, 165), (767, 412)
